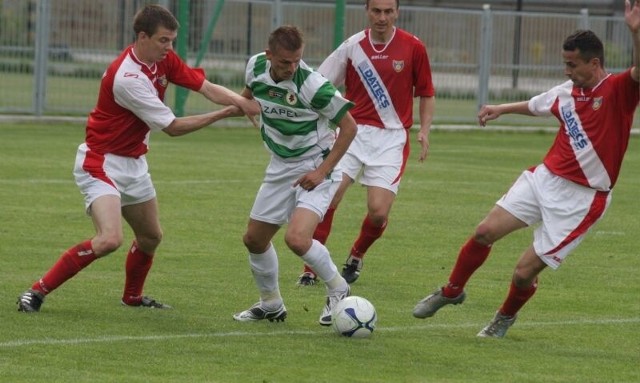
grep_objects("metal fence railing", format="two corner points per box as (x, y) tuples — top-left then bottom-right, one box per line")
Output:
(0, 0), (635, 125)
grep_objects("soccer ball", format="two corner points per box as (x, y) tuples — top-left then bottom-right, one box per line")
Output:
(331, 296), (377, 338)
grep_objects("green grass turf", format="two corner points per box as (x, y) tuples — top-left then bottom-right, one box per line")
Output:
(0, 122), (638, 383)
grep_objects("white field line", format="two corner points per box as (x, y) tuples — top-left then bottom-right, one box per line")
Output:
(0, 116), (638, 135)
(0, 179), (248, 185)
(1, 317), (638, 349)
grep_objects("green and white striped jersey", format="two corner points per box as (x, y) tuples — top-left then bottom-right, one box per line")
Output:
(245, 52), (354, 161)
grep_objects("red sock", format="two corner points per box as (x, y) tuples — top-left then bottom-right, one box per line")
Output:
(32, 239), (97, 295)
(314, 207), (336, 245)
(499, 279), (538, 317)
(350, 215), (387, 259)
(442, 238), (492, 298)
(122, 242), (154, 304)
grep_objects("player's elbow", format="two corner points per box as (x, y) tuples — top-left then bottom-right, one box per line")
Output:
(338, 116), (357, 137)
(162, 127), (181, 137)
(340, 124), (357, 141)
(162, 120), (184, 137)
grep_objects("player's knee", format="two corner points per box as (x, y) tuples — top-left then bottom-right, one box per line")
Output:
(473, 223), (496, 245)
(93, 233), (124, 256)
(512, 267), (538, 288)
(242, 233), (253, 250)
(242, 232), (267, 254)
(283, 232), (309, 256)
(136, 230), (163, 252)
(367, 212), (388, 227)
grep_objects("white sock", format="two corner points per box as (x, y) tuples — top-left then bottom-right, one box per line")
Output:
(325, 273), (348, 293)
(249, 243), (282, 309)
(300, 240), (346, 291)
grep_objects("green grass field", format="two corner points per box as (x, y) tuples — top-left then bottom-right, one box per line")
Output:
(0, 122), (638, 383)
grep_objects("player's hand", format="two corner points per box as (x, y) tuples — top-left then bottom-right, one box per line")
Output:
(477, 105), (500, 127)
(219, 104), (259, 128)
(294, 170), (324, 191)
(239, 99), (261, 128)
(625, 0), (640, 33)
(417, 131), (430, 162)
(245, 113), (259, 129)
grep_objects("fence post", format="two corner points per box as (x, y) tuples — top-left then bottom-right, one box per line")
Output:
(512, 0), (523, 88)
(272, 0), (282, 29)
(478, 4), (492, 111)
(195, 0), (225, 67)
(33, 0), (51, 116)
(174, 0), (189, 117)
(579, 8), (590, 30)
(334, 0), (345, 49)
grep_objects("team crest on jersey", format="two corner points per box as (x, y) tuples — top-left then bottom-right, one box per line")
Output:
(392, 60), (405, 73)
(592, 96), (603, 111)
(285, 91), (297, 105)
(158, 75), (168, 88)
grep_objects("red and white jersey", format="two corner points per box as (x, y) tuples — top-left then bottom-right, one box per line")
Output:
(85, 46), (206, 157)
(529, 69), (639, 191)
(318, 28), (434, 129)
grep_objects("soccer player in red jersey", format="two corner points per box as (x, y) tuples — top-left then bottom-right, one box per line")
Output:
(17, 4), (259, 312)
(413, 0), (640, 338)
(297, 0), (436, 286)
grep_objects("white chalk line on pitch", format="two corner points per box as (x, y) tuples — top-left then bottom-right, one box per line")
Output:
(1, 317), (638, 349)
(0, 179), (249, 185)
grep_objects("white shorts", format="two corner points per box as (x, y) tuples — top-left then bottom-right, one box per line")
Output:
(497, 164), (611, 269)
(73, 143), (156, 211)
(249, 154), (342, 225)
(339, 125), (409, 194)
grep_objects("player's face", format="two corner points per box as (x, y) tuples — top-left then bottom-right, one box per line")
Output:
(266, 46), (303, 82)
(562, 49), (600, 88)
(366, 0), (398, 40)
(138, 26), (177, 64)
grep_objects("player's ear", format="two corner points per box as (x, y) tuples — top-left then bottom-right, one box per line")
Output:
(586, 56), (600, 70)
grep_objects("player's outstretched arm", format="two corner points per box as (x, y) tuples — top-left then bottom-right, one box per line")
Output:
(162, 107), (237, 137)
(198, 81), (260, 127)
(625, 0), (640, 81)
(214, 87), (261, 128)
(477, 101), (532, 126)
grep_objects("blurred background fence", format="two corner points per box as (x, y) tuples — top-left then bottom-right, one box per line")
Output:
(0, 0), (636, 126)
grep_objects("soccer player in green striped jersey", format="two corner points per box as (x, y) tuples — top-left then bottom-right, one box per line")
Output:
(231, 25), (359, 326)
